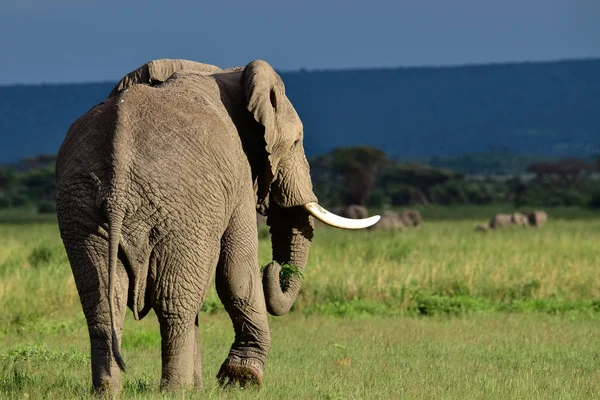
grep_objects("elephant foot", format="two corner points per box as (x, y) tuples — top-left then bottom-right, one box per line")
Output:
(217, 356), (263, 388)
(93, 382), (121, 399)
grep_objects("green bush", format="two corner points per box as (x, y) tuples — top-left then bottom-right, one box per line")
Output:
(589, 193), (600, 209)
(28, 245), (56, 268)
(10, 194), (28, 208)
(0, 195), (10, 209)
(37, 201), (56, 214)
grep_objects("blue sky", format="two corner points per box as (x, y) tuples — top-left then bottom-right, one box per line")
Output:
(0, 0), (598, 85)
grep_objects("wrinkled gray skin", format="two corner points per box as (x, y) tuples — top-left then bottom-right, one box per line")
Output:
(400, 210), (423, 227)
(527, 211), (548, 227)
(56, 59), (320, 394)
(330, 204), (368, 220)
(489, 213), (512, 229)
(369, 210), (405, 230)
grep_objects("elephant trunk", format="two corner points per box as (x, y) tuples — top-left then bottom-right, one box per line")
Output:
(263, 204), (313, 316)
(262, 201), (380, 316)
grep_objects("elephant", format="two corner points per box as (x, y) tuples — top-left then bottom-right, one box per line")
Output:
(369, 210), (405, 230)
(474, 223), (489, 232)
(489, 213), (512, 229)
(400, 210), (423, 227)
(330, 204), (369, 220)
(511, 213), (529, 227)
(527, 210), (548, 227)
(55, 58), (380, 394)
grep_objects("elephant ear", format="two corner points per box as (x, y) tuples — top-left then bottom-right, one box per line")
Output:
(242, 60), (285, 214)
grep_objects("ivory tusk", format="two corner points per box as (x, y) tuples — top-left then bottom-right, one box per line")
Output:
(302, 202), (380, 230)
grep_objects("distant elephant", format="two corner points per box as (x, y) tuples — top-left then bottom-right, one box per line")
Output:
(330, 204), (369, 219)
(369, 210), (405, 230)
(400, 210), (423, 227)
(511, 213), (529, 227)
(489, 213), (512, 229)
(56, 59), (380, 394)
(474, 223), (489, 232)
(527, 210), (548, 227)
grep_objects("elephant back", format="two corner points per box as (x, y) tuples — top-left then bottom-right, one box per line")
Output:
(369, 210), (404, 230)
(109, 59), (222, 97)
(341, 205), (369, 219)
(400, 210), (423, 227)
(511, 213), (529, 227)
(527, 210), (548, 227)
(489, 213), (512, 229)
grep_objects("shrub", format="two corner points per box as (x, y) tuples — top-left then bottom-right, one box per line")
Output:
(37, 201), (56, 214)
(28, 245), (55, 268)
(589, 194), (600, 209)
(0, 195), (10, 209)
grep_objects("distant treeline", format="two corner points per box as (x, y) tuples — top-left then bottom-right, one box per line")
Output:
(0, 155), (57, 213)
(1, 150), (599, 215)
(310, 147), (600, 209)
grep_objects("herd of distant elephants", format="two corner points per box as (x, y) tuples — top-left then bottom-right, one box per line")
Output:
(257, 206), (548, 233)
(257, 204), (423, 230)
(477, 211), (548, 232)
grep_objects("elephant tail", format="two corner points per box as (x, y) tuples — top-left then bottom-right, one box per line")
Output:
(107, 211), (126, 372)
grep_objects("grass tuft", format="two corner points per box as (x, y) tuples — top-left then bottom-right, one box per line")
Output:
(279, 263), (303, 291)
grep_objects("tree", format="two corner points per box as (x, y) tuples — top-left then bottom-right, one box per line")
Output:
(378, 163), (461, 205)
(527, 158), (593, 188)
(330, 146), (387, 206)
(593, 155), (600, 172)
(21, 164), (56, 203)
(506, 176), (527, 206)
(17, 154), (57, 172)
(0, 166), (17, 190)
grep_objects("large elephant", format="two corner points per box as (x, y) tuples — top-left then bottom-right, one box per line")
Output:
(56, 59), (379, 394)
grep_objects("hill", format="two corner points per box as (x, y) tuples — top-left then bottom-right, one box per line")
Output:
(0, 59), (599, 164)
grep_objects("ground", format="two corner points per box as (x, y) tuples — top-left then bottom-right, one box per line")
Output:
(0, 209), (598, 398)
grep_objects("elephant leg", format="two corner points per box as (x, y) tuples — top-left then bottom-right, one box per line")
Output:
(194, 315), (203, 389)
(156, 305), (198, 391)
(59, 215), (129, 395)
(88, 296), (127, 396)
(215, 204), (270, 387)
(153, 232), (221, 391)
(154, 245), (218, 391)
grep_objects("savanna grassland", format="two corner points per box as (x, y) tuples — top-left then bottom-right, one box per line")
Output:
(0, 209), (599, 399)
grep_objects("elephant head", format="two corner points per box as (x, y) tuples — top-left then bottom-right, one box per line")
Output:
(241, 60), (379, 315)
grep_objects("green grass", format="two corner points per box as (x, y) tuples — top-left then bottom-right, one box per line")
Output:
(0, 215), (599, 398)
(0, 208), (57, 224)
(277, 218), (600, 315)
(1, 313), (598, 399)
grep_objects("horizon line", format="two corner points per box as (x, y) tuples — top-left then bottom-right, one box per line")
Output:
(1, 56), (598, 88)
